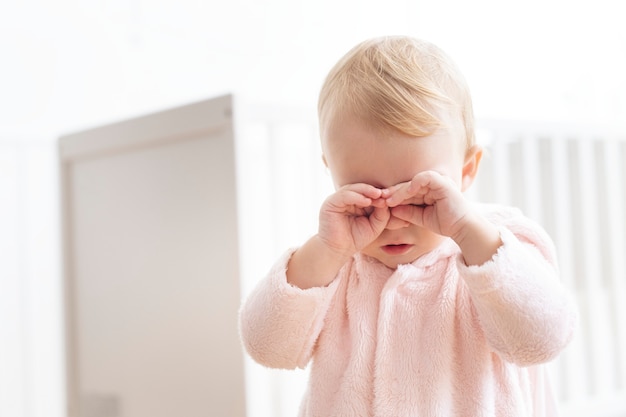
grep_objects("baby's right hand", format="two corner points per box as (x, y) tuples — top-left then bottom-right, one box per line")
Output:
(285, 183), (390, 289)
(317, 183), (390, 259)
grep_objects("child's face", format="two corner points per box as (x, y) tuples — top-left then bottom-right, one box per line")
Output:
(322, 111), (470, 268)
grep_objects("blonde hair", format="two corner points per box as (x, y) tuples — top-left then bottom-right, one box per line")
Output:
(318, 36), (475, 150)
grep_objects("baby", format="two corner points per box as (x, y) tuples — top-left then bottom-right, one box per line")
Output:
(240, 36), (577, 417)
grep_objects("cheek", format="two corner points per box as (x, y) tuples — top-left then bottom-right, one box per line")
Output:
(323, 162), (341, 190)
(327, 163), (358, 190)
(329, 172), (343, 191)
(438, 157), (467, 187)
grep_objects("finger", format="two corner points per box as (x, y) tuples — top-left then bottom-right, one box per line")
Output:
(390, 204), (425, 226)
(386, 214), (411, 230)
(326, 189), (375, 211)
(384, 181), (414, 207)
(370, 197), (388, 208)
(408, 170), (455, 195)
(342, 183), (384, 200)
(406, 171), (464, 208)
(368, 206), (391, 231)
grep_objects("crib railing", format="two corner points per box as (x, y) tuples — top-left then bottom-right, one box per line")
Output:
(237, 107), (626, 417)
(474, 121), (626, 416)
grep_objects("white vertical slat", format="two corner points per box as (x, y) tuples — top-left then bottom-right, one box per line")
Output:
(521, 134), (542, 224)
(538, 136), (564, 400)
(567, 133), (591, 392)
(490, 130), (513, 205)
(16, 145), (32, 417)
(0, 140), (65, 417)
(549, 136), (586, 402)
(22, 143), (64, 417)
(538, 138), (557, 246)
(551, 138), (576, 289)
(267, 121), (287, 260)
(576, 137), (614, 398)
(234, 121), (274, 417)
(508, 139), (525, 211)
(566, 136), (595, 405)
(252, 118), (318, 417)
(270, 121), (316, 417)
(267, 120), (320, 249)
(618, 140), (626, 394)
(238, 106), (321, 417)
(603, 138), (626, 392)
(235, 122), (274, 295)
(273, 121), (320, 248)
(0, 144), (27, 417)
(593, 139), (621, 394)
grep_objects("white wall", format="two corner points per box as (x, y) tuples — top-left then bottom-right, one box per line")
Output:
(2, 0), (625, 136)
(1, 1), (625, 416)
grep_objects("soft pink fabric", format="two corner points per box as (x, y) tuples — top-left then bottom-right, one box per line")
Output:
(239, 205), (577, 417)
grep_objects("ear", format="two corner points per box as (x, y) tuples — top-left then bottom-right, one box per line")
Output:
(461, 145), (483, 192)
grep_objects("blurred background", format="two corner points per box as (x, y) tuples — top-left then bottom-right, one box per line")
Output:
(1, 1), (625, 416)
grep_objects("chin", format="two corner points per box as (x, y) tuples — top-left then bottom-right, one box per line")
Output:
(372, 252), (420, 269)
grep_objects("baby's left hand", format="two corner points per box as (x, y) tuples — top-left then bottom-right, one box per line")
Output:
(383, 170), (471, 241)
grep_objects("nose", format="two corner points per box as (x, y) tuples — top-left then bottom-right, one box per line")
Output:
(386, 215), (410, 230)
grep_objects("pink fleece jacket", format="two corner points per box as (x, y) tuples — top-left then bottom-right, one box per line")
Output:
(239, 205), (578, 417)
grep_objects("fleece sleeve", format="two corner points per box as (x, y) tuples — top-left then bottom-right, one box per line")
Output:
(239, 248), (341, 370)
(458, 212), (578, 366)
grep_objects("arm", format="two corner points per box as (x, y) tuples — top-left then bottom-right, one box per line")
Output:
(287, 183), (390, 289)
(240, 183), (390, 367)
(239, 248), (343, 369)
(385, 172), (577, 364)
(459, 213), (578, 365)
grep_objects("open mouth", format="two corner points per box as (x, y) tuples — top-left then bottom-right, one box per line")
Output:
(381, 243), (414, 255)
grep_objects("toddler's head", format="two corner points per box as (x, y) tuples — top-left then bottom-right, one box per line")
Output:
(318, 36), (482, 267)
(318, 36), (475, 153)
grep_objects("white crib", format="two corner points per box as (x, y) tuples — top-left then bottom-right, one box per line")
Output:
(237, 108), (626, 417)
